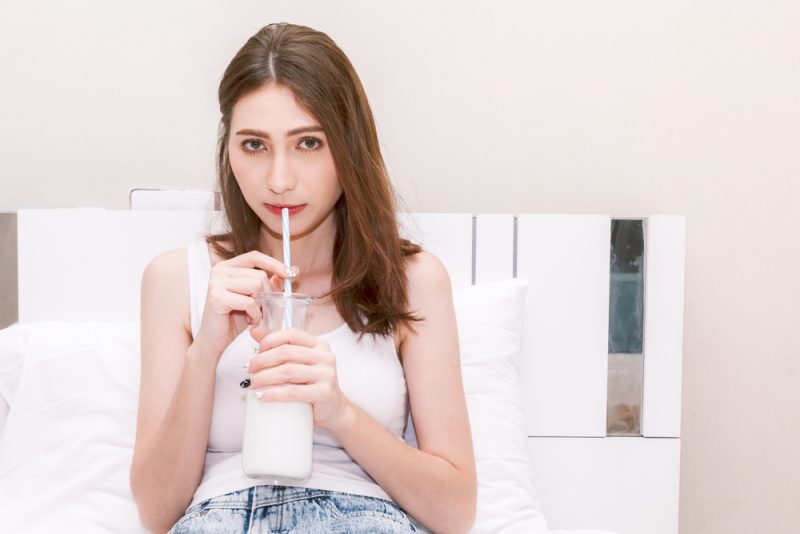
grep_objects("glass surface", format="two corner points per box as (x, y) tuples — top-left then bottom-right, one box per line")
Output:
(257, 292), (313, 332)
(607, 219), (645, 436)
(609, 220), (644, 354)
(607, 353), (643, 435)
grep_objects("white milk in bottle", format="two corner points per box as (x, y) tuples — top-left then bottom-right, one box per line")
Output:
(241, 292), (314, 481)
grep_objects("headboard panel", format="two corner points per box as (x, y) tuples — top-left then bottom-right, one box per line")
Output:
(397, 212), (474, 289)
(17, 209), (224, 322)
(516, 215), (611, 437)
(16, 208), (681, 439)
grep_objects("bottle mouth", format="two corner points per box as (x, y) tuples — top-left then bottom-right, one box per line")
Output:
(257, 291), (314, 302)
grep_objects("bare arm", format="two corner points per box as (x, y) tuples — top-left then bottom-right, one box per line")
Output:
(328, 251), (477, 533)
(129, 250), (218, 533)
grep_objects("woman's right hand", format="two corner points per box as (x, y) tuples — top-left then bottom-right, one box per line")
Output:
(192, 250), (296, 360)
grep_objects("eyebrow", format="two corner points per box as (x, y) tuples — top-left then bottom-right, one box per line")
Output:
(234, 126), (324, 138)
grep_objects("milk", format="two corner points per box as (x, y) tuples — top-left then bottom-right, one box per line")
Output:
(241, 393), (314, 481)
(241, 291), (314, 481)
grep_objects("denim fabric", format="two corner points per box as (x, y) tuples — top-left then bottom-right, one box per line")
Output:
(167, 485), (419, 533)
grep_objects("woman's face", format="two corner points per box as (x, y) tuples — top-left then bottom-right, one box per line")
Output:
(228, 83), (342, 239)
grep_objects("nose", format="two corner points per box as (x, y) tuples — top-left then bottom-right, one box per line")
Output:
(265, 151), (296, 195)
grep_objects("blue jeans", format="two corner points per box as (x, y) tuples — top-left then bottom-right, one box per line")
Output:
(167, 485), (419, 533)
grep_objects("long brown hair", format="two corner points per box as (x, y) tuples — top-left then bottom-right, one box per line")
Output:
(208, 22), (421, 338)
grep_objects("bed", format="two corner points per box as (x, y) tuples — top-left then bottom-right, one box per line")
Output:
(0, 190), (685, 533)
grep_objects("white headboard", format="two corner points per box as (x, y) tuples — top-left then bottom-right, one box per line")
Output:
(15, 202), (685, 534)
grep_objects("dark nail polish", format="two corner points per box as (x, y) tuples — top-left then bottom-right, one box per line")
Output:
(239, 378), (251, 389)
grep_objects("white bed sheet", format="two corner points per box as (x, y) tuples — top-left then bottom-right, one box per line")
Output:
(0, 321), (144, 533)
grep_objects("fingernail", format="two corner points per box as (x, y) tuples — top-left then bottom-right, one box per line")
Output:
(254, 391), (264, 399)
(287, 266), (299, 278)
(239, 378), (251, 389)
(241, 363), (249, 370)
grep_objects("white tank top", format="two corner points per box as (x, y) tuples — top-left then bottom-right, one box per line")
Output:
(185, 238), (410, 507)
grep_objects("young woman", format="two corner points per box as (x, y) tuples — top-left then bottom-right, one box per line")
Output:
(130, 22), (476, 534)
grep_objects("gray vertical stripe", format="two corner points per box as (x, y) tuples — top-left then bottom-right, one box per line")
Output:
(513, 215), (518, 278)
(0, 212), (18, 329)
(471, 215), (477, 285)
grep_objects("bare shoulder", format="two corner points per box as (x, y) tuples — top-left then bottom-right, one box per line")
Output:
(404, 249), (452, 297)
(141, 247), (192, 337)
(396, 250), (453, 349)
(144, 247), (188, 275)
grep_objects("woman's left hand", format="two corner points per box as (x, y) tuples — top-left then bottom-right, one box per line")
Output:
(246, 327), (354, 433)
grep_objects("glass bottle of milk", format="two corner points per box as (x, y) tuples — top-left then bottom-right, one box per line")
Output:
(242, 291), (314, 481)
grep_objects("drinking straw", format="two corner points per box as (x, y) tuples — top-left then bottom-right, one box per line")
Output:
(281, 208), (293, 329)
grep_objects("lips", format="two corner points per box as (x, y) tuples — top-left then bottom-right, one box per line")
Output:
(264, 203), (306, 216)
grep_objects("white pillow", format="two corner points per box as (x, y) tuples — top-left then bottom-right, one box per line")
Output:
(0, 321), (146, 534)
(404, 277), (549, 533)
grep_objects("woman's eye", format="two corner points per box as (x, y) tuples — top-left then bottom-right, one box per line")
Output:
(299, 137), (322, 151)
(240, 137), (322, 154)
(241, 139), (264, 153)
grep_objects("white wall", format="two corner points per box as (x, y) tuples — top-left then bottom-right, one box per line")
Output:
(1, 2), (799, 532)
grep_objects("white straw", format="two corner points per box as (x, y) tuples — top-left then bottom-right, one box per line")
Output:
(281, 208), (293, 329)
